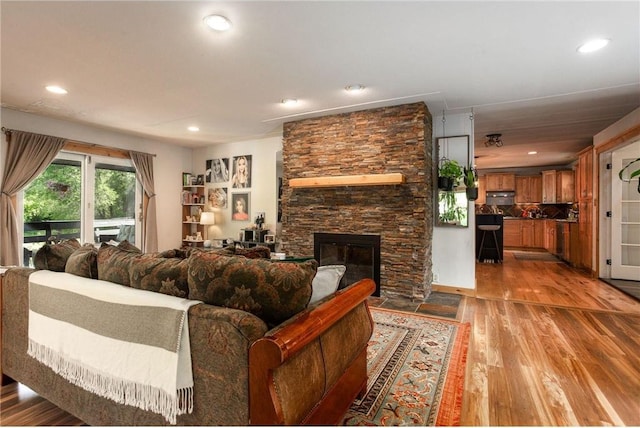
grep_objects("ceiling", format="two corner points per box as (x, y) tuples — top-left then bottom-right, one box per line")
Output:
(1, 1), (639, 169)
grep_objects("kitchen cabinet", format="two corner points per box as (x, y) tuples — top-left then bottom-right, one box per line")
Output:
(504, 219), (545, 248)
(515, 175), (542, 203)
(544, 219), (557, 254)
(542, 170), (557, 203)
(578, 146), (594, 200)
(542, 170), (574, 203)
(559, 222), (581, 266)
(503, 219), (521, 247)
(475, 176), (486, 205)
(486, 173), (515, 191)
(556, 170), (575, 203)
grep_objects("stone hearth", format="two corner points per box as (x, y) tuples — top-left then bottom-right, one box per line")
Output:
(280, 102), (433, 299)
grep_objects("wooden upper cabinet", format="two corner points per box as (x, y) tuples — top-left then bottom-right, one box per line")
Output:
(556, 170), (575, 203)
(486, 173), (516, 191)
(516, 176), (542, 203)
(542, 170), (557, 203)
(476, 176), (486, 205)
(578, 147), (594, 200)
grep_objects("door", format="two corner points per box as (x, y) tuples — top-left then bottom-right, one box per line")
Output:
(611, 142), (640, 280)
(22, 152), (140, 266)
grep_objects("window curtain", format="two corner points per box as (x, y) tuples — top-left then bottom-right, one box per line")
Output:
(1, 130), (66, 265)
(130, 151), (158, 253)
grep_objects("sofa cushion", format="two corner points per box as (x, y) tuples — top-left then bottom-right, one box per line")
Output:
(188, 252), (317, 325)
(309, 265), (346, 305)
(117, 240), (142, 253)
(33, 239), (81, 272)
(129, 256), (189, 298)
(65, 244), (99, 279)
(97, 243), (145, 286)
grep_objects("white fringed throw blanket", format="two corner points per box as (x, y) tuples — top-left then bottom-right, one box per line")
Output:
(27, 271), (201, 424)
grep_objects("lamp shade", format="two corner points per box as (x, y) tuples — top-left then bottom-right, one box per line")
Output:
(200, 212), (215, 225)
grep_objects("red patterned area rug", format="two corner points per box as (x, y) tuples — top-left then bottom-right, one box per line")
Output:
(343, 307), (470, 426)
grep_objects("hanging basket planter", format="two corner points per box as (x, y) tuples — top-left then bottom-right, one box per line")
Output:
(438, 176), (454, 191)
(466, 187), (478, 201)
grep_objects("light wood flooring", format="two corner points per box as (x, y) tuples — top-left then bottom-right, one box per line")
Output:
(2, 250), (639, 426)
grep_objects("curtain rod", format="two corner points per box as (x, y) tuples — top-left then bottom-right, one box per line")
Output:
(1, 127), (156, 157)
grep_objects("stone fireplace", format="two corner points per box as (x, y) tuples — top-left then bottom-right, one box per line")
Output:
(280, 102), (433, 299)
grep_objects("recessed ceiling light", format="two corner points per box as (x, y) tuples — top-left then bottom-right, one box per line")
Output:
(45, 85), (68, 94)
(577, 38), (610, 53)
(188, 126), (200, 132)
(528, 151), (537, 155)
(281, 98), (298, 106)
(345, 84), (366, 93)
(203, 14), (232, 32)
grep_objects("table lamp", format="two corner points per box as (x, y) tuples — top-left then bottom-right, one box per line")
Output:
(199, 211), (215, 247)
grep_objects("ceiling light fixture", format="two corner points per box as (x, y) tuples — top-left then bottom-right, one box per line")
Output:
(188, 126), (200, 132)
(577, 38), (610, 53)
(485, 133), (503, 147)
(345, 84), (365, 93)
(203, 14), (232, 32)
(528, 151), (537, 155)
(281, 98), (298, 106)
(45, 85), (68, 94)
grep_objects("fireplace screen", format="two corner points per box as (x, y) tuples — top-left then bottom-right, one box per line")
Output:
(314, 233), (380, 296)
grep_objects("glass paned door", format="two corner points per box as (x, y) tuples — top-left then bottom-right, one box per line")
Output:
(93, 162), (137, 244)
(611, 143), (640, 280)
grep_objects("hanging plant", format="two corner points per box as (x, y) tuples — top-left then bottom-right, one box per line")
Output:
(619, 157), (640, 193)
(463, 165), (478, 201)
(438, 159), (464, 190)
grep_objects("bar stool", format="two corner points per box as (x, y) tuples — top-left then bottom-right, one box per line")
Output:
(477, 225), (502, 263)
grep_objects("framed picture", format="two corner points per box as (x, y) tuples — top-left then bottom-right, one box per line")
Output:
(206, 158), (229, 183)
(182, 172), (192, 186)
(231, 192), (250, 221)
(208, 187), (228, 209)
(231, 155), (252, 188)
(264, 234), (275, 244)
(196, 174), (204, 185)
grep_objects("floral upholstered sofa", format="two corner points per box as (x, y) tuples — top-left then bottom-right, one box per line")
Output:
(1, 240), (375, 425)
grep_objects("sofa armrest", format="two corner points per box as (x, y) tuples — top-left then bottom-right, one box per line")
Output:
(249, 278), (375, 425)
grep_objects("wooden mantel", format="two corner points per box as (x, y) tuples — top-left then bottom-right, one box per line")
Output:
(288, 173), (405, 188)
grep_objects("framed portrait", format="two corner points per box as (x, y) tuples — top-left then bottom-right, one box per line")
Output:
(264, 234), (275, 244)
(206, 158), (229, 183)
(208, 187), (228, 209)
(231, 192), (250, 221)
(196, 174), (204, 185)
(231, 155), (252, 188)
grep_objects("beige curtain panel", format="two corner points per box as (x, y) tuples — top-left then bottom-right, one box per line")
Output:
(1, 130), (66, 266)
(130, 151), (158, 253)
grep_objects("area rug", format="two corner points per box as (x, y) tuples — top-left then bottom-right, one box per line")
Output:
(512, 251), (560, 262)
(343, 307), (470, 426)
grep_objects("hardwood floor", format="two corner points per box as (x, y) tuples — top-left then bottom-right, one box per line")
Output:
(460, 251), (640, 426)
(2, 250), (639, 426)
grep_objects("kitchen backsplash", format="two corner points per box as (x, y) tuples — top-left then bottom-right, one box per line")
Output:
(476, 203), (576, 219)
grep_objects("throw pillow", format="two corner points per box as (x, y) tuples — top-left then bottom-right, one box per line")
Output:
(97, 243), (145, 286)
(65, 244), (99, 279)
(129, 256), (189, 298)
(309, 265), (346, 305)
(188, 251), (317, 326)
(33, 239), (81, 272)
(117, 240), (142, 253)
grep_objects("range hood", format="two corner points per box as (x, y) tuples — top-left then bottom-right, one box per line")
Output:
(486, 191), (515, 206)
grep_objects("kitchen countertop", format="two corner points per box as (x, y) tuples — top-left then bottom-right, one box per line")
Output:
(502, 216), (577, 222)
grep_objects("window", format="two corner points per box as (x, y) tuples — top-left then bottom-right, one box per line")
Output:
(22, 152), (140, 266)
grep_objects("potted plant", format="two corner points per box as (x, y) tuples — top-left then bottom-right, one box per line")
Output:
(438, 159), (464, 191)
(619, 157), (640, 193)
(463, 165), (478, 201)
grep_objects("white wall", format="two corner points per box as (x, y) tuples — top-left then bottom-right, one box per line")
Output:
(191, 137), (282, 242)
(0, 108), (193, 251)
(431, 112), (476, 290)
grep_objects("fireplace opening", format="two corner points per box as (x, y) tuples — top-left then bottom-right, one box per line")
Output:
(314, 233), (381, 297)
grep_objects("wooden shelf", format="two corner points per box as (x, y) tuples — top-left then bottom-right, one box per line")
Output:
(289, 173), (405, 188)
